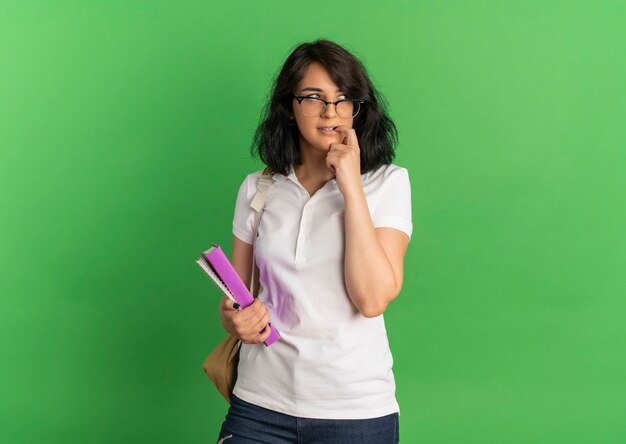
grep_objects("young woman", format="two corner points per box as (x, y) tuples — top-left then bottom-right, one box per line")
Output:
(216, 39), (412, 443)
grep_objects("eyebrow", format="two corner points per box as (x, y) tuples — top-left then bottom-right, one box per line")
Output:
(299, 87), (344, 94)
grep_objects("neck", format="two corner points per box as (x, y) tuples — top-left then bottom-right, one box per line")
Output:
(295, 146), (335, 185)
(294, 141), (335, 196)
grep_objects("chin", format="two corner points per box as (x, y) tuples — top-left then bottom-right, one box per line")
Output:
(299, 134), (338, 153)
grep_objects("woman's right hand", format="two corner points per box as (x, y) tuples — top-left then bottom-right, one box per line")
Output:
(218, 295), (273, 344)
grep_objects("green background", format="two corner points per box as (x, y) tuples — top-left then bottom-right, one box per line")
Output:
(1, 0), (625, 442)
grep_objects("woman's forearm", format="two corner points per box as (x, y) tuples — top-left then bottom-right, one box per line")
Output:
(343, 187), (398, 317)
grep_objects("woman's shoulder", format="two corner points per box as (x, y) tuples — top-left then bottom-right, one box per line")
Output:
(241, 166), (277, 183)
(238, 169), (264, 188)
(244, 168), (265, 180)
(234, 169), (264, 203)
(366, 163), (409, 183)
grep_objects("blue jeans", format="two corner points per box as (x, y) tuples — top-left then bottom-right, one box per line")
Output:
(217, 394), (399, 443)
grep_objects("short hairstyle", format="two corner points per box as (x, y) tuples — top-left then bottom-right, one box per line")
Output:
(251, 39), (398, 176)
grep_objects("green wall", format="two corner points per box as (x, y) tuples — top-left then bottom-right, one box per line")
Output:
(1, 1), (624, 442)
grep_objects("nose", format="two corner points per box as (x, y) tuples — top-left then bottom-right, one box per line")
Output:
(321, 102), (338, 118)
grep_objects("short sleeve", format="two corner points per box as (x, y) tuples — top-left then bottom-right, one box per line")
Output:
(232, 171), (262, 244)
(371, 167), (413, 241)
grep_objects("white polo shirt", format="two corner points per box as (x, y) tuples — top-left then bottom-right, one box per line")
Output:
(231, 162), (412, 419)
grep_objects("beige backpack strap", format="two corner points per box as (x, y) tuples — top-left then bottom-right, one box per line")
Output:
(249, 170), (274, 296)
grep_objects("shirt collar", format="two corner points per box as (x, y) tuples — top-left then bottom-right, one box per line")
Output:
(272, 165), (370, 186)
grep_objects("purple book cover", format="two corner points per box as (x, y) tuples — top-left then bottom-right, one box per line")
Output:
(201, 243), (280, 346)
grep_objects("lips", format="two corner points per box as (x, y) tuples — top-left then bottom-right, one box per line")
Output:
(318, 126), (338, 130)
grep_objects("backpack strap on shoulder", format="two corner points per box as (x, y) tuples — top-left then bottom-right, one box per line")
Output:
(248, 168), (275, 295)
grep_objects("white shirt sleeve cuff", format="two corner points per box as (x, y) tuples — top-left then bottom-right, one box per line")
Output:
(372, 215), (413, 241)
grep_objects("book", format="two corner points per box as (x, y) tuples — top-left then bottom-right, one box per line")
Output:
(196, 244), (280, 346)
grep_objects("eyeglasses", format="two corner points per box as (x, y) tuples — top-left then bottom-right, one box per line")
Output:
(293, 96), (365, 118)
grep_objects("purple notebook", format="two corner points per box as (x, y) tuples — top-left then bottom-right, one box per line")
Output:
(199, 244), (280, 346)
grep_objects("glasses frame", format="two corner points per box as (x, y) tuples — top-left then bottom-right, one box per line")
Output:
(293, 95), (366, 118)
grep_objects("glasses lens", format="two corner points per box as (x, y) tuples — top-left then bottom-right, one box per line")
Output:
(300, 98), (325, 117)
(336, 100), (358, 118)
